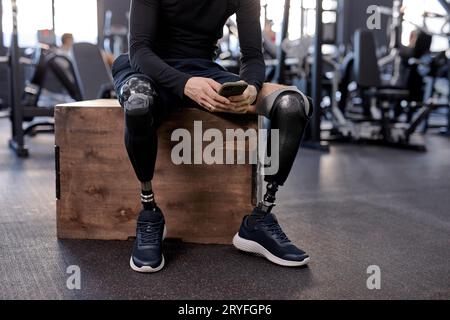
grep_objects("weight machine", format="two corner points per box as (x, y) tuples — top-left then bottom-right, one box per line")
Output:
(417, 3), (450, 135)
(1, 0), (56, 157)
(1, 0), (116, 157)
(273, 0), (332, 152)
(103, 10), (129, 59)
(322, 0), (449, 151)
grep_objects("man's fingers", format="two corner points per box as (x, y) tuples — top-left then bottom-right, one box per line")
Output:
(206, 79), (222, 92)
(233, 100), (251, 107)
(201, 97), (215, 111)
(199, 96), (218, 112)
(206, 87), (231, 106)
(234, 105), (251, 112)
(203, 95), (228, 112)
(226, 105), (250, 114)
(201, 100), (250, 114)
(228, 92), (251, 103)
(214, 94), (231, 105)
(200, 100), (214, 112)
(228, 95), (245, 102)
(228, 99), (251, 108)
(196, 79), (253, 114)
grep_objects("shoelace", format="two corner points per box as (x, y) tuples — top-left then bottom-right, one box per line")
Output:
(137, 221), (163, 246)
(264, 220), (291, 244)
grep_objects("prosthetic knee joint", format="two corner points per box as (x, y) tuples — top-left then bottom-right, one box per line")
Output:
(256, 85), (313, 120)
(119, 77), (157, 117)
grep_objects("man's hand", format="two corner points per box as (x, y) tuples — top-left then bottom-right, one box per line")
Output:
(228, 85), (258, 113)
(184, 77), (232, 113)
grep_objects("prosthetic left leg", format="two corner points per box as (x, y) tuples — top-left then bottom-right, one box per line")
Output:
(258, 88), (313, 213)
(233, 88), (312, 267)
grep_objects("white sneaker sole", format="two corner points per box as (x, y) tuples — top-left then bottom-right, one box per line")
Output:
(233, 233), (310, 267)
(130, 255), (165, 273)
(129, 226), (167, 273)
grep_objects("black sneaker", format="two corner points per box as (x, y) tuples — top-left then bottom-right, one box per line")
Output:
(130, 208), (166, 273)
(233, 208), (310, 267)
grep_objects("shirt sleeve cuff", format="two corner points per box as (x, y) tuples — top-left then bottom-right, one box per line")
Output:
(247, 79), (262, 98)
(175, 74), (193, 99)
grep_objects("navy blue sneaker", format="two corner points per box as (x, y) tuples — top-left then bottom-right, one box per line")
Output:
(130, 208), (166, 273)
(233, 208), (310, 267)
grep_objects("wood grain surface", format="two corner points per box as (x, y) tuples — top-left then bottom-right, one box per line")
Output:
(55, 100), (258, 244)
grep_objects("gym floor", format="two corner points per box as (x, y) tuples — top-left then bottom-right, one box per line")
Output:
(0, 117), (449, 300)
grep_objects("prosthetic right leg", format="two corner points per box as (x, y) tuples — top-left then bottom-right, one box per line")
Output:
(117, 76), (166, 273)
(119, 77), (159, 210)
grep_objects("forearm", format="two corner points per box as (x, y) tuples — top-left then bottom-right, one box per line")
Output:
(240, 56), (265, 94)
(237, 0), (265, 94)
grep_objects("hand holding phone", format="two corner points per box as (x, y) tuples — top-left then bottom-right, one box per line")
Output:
(218, 81), (249, 98)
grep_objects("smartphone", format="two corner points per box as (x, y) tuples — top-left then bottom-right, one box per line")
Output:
(219, 81), (248, 97)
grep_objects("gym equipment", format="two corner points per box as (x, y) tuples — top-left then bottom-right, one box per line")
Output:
(330, 30), (437, 151)
(37, 29), (57, 47)
(321, 0), (450, 149)
(419, 50), (449, 133)
(2, 0), (54, 157)
(216, 18), (241, 75)
(0, 46), (10, 114)
(308, 0), (329, 151)
(1, 0), (116, 157)
(270, 0), (330, 151)
(0, 0), (84, 157)
(22, 44), (82, 109)
(71, 42), (115, 100)
(274, 0), (291, 85)
(103, 10), (129, 58)
(410, 6), (450, 135)
(377, 0), (404, 85)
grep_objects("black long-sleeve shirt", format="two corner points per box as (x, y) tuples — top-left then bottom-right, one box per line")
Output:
(129, 0), (265, 98)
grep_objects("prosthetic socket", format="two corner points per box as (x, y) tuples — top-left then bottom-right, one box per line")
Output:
(256, 87), (313, 212)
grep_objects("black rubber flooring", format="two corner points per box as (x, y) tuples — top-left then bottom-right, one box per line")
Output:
(0, 118), (449, 300)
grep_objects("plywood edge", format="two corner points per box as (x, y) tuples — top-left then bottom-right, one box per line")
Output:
(56, 99), (121, 109)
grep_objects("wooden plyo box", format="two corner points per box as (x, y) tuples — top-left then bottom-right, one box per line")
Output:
(55, 100), (258, 244)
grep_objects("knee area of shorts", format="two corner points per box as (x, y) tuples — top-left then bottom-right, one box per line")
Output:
(120, 77), (156, 116)
(273, 92), (313, 121)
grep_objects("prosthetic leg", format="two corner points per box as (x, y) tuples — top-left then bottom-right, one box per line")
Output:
(117, 76), (166, 273)
(256, 86), (313, 214)
(233, 87), (313, 267)
(120, 77), (159, 210)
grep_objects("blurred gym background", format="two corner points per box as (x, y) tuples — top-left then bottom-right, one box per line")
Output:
(0, 0), (449, 155)
(0, 0), (449, 300)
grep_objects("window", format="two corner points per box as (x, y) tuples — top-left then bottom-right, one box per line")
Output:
(261, 0), (338, 41)
(2, 0), (53, 47)
(262, 0), (303, 40)
(402, 0), (449, 52)
(54, 0), (98, 45)
(2, 0), (98, 47)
